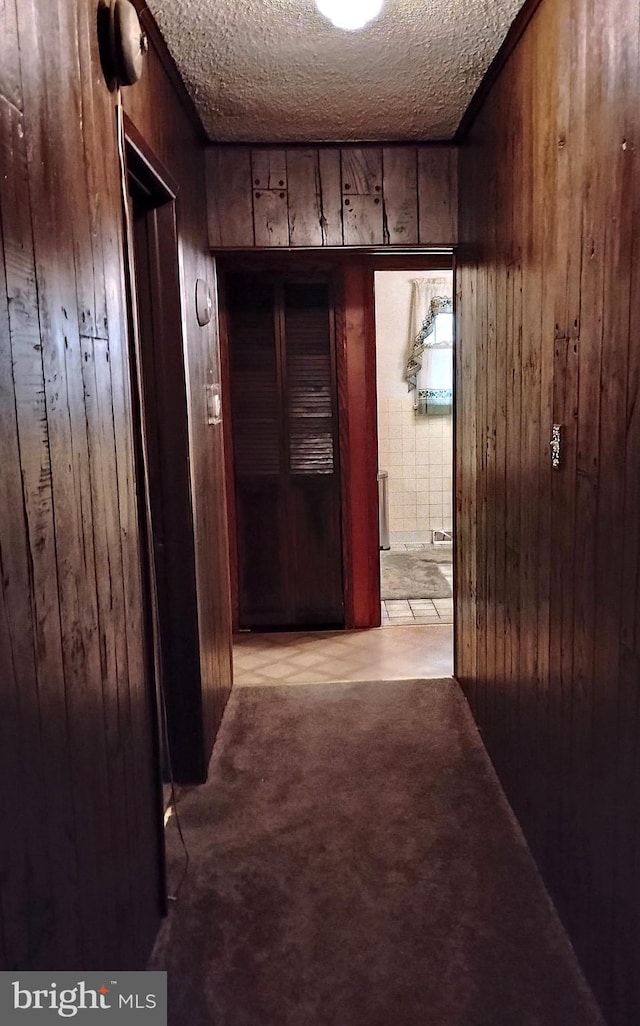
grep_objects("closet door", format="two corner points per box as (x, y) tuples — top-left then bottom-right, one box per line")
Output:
(283, 282), (343, 624)
(228, 274), (289, 625)
(227, 272), (344, 628)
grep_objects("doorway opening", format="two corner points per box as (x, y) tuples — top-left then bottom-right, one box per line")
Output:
(374, 268), (454, 628)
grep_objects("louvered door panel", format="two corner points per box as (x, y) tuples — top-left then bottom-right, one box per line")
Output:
(228, 274), (288, 625)
(229, 275), (281, 478)
(285, 283), (336, 475)
(228, 273), (344, 628)
(283, 283), (344, 623)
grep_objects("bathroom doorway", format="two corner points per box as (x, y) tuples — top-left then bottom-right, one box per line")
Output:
(374, 268), (454, 627)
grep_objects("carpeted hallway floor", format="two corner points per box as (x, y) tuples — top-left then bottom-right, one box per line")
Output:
(151, 679), (604, 1026)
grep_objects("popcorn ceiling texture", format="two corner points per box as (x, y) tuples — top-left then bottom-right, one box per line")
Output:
(146, 0), (526, 143)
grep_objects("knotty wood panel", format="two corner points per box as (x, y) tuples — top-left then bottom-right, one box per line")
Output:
(0, 0), (232, 971)
(341, 147), (383, 245)
(207, 144), (458, 249)
(287, 148), (343, 247)
(207, 147), (254, 247)
(418, 147), (458, 245)
(382, 146), (418, 245)
(457, 0), (640, 1021)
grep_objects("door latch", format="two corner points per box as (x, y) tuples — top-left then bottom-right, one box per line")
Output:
(550, 424), (561, 469)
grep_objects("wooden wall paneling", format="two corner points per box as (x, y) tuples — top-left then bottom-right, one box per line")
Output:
(483, 135), (498, 743)
(516, 33), (542, 848)
(71, 0), (159, 960)
(0, 562), (21, 969)
(588, 0), (637, 1001)
(490, 77), (507, 768)
(65, 1), (108, 340)
(614, 100), (640, 1017)
(251, 149), (290, 247)
(287, 149), (325, 247)
(458, 0), (640, 1019)
(0, 103), (54, 970)
(80, 333), (136, 959)
(381, 147), (418, 245)
(318, 149), (345, 246)
(549, 0), (585, 915)
(534, 7), (556, 876)
(1, 86), (86, 969)
(453, 173), (477, 689)
(217, 274), (240, 631)
(287, 148), (343, 247)
(473, 139), (488, 730)
(181, 187), (234, 748)
(0, 0), (234, 971)
(207, 144), (458, 249)
(14, 0), (149, 966)
(568, 0), (606, 979)
(186, 252), (234, 737)
(0, 185), (28, 970)
(501, 61), (522, 787)
(66, 0), (134, 959)
(251, 148), (286, 190)
(418, 147), (458, 245)
(0, 0), (22, 112)
(341, 147), (384, 246)
(206, 147), (255, 247)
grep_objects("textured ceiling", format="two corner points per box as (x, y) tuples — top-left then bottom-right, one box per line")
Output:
(147, 0), (526, 143)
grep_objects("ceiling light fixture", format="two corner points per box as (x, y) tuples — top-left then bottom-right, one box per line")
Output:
(316, 0), (384, 32)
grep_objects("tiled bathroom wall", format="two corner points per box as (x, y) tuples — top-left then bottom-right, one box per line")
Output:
(374, 270), (453, 546)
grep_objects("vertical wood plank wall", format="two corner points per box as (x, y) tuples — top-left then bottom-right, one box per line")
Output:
(456, 0), (640, 1022)
(0, 0), (232, 969)
(206, 145), (458, 248)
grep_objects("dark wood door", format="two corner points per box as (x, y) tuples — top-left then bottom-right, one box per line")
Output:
(227, 272), (344, 628)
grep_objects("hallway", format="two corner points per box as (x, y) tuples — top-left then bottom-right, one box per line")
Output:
(3, 1), (640, 1021)
(153, 677), (602, 1025)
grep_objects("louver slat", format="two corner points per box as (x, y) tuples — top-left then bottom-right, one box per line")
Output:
(284, 283), (335, 475)
(228, 276), (280, 477)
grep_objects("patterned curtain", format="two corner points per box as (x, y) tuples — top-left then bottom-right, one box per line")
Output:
(405, 277), (453, 416)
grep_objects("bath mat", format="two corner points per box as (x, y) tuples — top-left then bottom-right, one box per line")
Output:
(381, 549), (452, 599)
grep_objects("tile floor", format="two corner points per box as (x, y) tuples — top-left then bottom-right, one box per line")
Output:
(381, 594), (453, 626)
(233, 623), (453, 686)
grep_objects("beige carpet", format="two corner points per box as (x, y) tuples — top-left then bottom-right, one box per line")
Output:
(151, 679), (603, 1026)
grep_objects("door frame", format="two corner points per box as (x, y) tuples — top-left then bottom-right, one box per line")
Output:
(216, 250), (454, 632)
(123, 115), (210, 784)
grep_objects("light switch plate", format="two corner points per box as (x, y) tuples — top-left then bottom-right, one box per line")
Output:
(206, 383), (221, 425)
